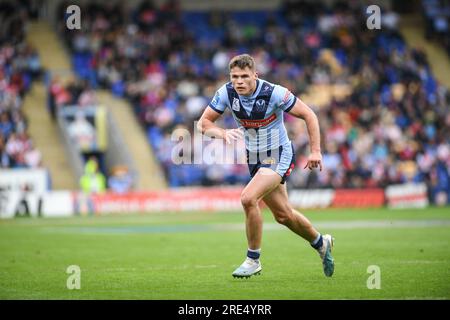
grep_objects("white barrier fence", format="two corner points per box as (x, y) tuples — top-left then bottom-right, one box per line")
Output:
(0, 191), (74, 218)
(288, 189), (335, 208)
(385, 183), (429, 209)
(0, 183), (432, 219)
(0, 169), (50, 192)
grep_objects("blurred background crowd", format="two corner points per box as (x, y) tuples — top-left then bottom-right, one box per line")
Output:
(1, 0), (449, 204)
(0, 2), (42, 169)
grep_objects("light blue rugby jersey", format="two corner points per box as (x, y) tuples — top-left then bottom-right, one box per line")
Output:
(208, 79), (297, 152)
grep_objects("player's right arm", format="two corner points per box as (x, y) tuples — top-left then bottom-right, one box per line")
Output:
(197, 106), (226, 138)
(197, 87), (242, 144)
(197, 107), (242, 144)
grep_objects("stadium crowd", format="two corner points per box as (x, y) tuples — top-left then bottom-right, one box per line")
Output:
(57, 0), (449, 204)
(422, 0), (450, 56)
(0, 1), (43, 169)
(48, 78), (97, 119)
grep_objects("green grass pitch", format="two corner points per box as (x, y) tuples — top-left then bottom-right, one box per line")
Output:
(0, 207), (449, 299)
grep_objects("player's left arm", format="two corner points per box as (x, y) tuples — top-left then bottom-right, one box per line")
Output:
(287, 98), (323, 171)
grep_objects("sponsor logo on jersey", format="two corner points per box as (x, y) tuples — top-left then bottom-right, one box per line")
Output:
(239, 113), (277, 128)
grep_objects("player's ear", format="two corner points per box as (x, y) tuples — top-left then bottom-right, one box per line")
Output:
(254, 71), (258, 79)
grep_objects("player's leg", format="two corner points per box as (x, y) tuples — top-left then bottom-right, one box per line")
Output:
(232, 168), (281, 278)
(241, 167), (281, 249)
(265, 143), (321, 242)
(263, 183), (318, 241)
(263, 184), (335, 277)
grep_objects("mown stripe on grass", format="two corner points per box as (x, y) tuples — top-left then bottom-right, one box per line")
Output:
(40, 219), (450, 234)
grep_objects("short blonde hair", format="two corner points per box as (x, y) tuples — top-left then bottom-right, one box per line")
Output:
(228, 54), (255, 71)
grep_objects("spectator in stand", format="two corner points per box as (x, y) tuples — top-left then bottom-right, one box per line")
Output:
(108, 165), (133, 193)
(0, 112), (13, 138)
(0, 132), (10, 167)
(78, 82), (98, 107)
(422, 0), (450, 55)
(80, 156), (106, 194)
(5, 132), (29, 167)
(67, 111), (96, 151)
(24, 142), (42, 168)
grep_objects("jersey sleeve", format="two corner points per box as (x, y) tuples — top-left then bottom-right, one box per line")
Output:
(273, 84), (297, 113)
(207, 85), (229, 114)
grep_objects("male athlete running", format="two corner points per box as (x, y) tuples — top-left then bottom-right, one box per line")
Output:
(197, 54), (334, 278)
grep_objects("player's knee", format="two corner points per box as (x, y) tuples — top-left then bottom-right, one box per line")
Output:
(273, 208), (292, 225)
(241, 192), (257, 209)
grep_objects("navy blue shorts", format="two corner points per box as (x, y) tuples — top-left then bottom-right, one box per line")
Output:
(246, 143), (296, 184)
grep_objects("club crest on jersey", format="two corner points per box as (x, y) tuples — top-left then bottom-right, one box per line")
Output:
(232, 98), (240, 111)
(255, 99), (266, 112)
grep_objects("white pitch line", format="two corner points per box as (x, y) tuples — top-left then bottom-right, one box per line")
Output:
(40, 219), (450, 235)
(212, 219), (450, 231)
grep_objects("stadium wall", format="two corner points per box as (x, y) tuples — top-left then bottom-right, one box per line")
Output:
(0, 182), (430, 219)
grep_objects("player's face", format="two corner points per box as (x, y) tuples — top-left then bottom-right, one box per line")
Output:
(230, 66), (258, 96)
